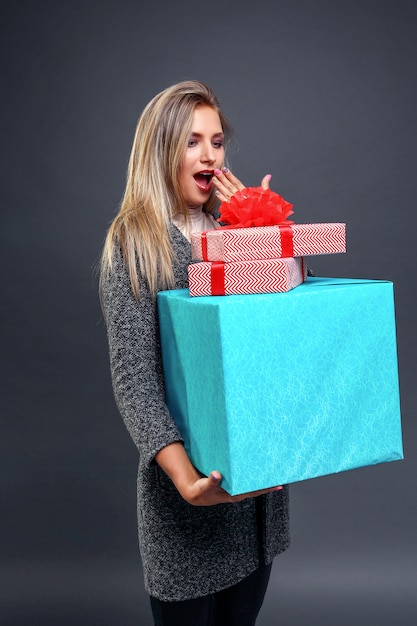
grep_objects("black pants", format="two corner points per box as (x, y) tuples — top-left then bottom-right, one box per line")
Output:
(149, 562), (273, 626)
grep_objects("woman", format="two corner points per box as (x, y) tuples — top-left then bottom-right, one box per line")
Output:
(100, 80), (290, 625)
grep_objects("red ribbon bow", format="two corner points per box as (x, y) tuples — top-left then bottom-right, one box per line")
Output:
(217, 186), (294, 228)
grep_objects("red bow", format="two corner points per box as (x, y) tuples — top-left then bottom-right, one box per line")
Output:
(217, 187), (294, 228)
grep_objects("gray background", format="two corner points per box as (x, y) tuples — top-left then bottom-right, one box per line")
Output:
(1, 1), (416, 624)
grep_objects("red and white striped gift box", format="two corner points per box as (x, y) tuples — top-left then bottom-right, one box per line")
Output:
(191, 223), (346, 263)
(188, 256), (306, 297)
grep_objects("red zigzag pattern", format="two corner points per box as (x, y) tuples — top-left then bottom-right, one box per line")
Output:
(292, 223), (345, 255)
(191, 223), (345, 263)
(188, 257), (305, 296)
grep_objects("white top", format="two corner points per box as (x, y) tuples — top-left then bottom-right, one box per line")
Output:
(172, 207), (220, 241)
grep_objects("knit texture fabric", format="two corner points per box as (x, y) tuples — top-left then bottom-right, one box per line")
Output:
(100, 224), (290, 601)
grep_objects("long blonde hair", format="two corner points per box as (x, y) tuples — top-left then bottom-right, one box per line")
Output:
(100, 80), (231, 298)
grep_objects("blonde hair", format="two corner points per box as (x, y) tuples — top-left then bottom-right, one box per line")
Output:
(100, 80), (231, 298)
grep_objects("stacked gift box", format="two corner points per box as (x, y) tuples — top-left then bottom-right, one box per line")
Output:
(188, 222), (346, 296)
(158, 188), (403, 495)
(188, 187), (346, 296)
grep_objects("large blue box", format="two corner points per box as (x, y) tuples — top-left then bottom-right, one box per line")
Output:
(158, 277), (403, 495)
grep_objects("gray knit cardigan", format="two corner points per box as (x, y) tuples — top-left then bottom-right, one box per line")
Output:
(100, 224), (290, 602)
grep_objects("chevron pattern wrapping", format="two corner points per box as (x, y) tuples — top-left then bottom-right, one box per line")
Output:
(188, 256), (306, 296)
(191, 222), (346, 263)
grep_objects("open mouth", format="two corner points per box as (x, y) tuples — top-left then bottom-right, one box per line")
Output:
(193, 171), (214, 193)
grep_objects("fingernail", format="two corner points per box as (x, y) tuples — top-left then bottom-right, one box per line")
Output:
(214, 169), (221, 176)
(222, 167), (229, 174)
(266, 174), (272, 181)
(274, 486), (283, 491)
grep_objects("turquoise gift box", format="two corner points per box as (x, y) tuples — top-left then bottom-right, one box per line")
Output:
(157, 277), (403, 495)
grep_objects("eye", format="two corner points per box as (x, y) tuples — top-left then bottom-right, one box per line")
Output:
(188, 139), (198, 147)
(213, 140), (224, 149)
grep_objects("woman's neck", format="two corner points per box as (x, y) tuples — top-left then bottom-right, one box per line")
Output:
(187, 206), (204, 220)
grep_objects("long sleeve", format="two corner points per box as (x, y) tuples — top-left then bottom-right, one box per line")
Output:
(99, 226), (290, 602)
(100, 232), (190, 466)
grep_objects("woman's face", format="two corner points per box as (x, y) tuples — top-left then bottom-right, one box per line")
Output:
(178, 105), (225, 209)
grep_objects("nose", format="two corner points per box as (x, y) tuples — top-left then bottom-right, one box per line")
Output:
(201, 141), (216, 164)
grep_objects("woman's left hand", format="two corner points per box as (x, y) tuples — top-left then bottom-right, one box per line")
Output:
(212, 167), (271, 203)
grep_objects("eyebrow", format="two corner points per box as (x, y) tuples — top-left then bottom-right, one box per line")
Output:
(189, 131), (224, 138)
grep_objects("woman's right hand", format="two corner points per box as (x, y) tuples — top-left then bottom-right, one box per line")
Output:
(155, 442), (282, 506)
(212, 167), (272, 204)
